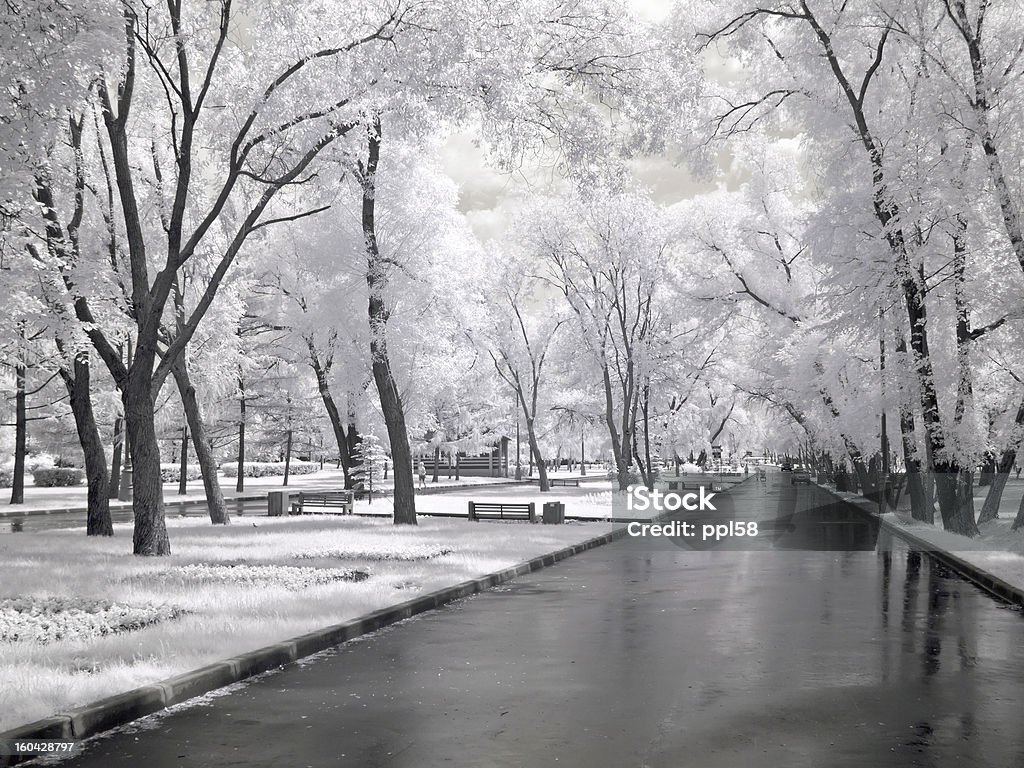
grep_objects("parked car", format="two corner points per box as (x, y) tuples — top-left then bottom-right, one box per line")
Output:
(791, 468), (811, 485)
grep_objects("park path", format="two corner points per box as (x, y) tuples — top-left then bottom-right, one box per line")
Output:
(55, 475), (1024, 767)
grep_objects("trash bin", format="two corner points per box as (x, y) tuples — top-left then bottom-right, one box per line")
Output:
(542, 501), (565, 524)
(268, 490), (290, 517)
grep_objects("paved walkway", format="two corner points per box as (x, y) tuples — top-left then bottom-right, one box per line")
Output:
(56, 475), (1024, 767)
(0, 471), (523, 517)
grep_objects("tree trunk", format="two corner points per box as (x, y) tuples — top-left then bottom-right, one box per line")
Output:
(512, 378), (550, 491)
(978, 397), (1024, 524)
(978, 464), (1012, 525)
(639, 384), (654, 490)
(307, 339), (357, 488)
(599, 364), (632, 490)
(902, 447), (930, 524)
(896, 336), (931, 522)
(852, 458), (873, 498)
(109, 415), (123, 499)
(236, 377), (245, 492)
(1012, 487), (1024, 531)
(9, 346), (26, 505)
(178, 426), (188, 496)
(283, 428), (293, 486)
(372, 355), (416, 524)
(171, 359), (228, 524)
(905, 282), (976, 535)
(978, 453), (995, 487)
(61, 351), (112, 537)
(432, 446), (440, 483)
(933, 466), (977, 536)
(360, 117), (415, 525)
(124, 369), (170, 555)
(524, 417), (550, 491)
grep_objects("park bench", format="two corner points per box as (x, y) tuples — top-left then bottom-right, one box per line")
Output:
(666, 479), (692, 491)
(468, 501), (537, 522)
(290, 490), (354, 515)
(549, 478), (580, 487)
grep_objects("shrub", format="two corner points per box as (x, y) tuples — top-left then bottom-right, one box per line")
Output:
(32, 468), (85, 487)
(606, 464), (641, 490)
(220, 461), (319, 478)
(160, 463), (203, 483)
(0, 470), (12, 488)
(25, 454), (56, 472)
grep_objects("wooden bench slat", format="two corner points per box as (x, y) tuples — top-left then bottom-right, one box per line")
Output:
(290, 490), (354, 515)
(468, 501), (536, 522)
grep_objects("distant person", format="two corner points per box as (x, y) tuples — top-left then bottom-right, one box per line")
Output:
(417, 460), (427, 489)
(1017, 464), (1022, 480)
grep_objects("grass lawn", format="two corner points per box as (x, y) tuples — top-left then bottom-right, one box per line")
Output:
(0, 510), (612, 733)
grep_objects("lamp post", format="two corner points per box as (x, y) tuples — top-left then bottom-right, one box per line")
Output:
(118, 336), (134, 502)
(879, 308), (889, 514)
(515, 413), (522, 480)
(580, 427), (586, 476)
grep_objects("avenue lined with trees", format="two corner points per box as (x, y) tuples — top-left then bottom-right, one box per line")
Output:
(3, 0), (1024, 553)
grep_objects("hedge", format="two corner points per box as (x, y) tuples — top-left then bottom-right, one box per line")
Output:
(0, 470), (11, 488)
(32, 468), (85, 487)
(220, 461), (319, 478)
(160, 464), (203, 483)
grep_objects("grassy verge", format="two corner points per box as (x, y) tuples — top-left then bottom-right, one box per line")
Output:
(0, 511), (612, 732)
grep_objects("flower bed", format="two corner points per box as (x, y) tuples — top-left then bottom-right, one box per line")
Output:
(0, 597), (184, 644)
(295, 545), (454, 562)
(146, 563), (369, 590)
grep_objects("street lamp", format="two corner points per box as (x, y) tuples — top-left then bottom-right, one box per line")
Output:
(118, 336), (134, 503)
(879, 307), (889, 514)
(515, 411), (522, 480)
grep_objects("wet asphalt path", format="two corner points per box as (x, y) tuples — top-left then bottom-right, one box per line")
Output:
(55, 475), (1024, 767)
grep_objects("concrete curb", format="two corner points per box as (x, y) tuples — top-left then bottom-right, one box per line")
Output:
(0, 522), (630, 765)
(815, 483), (1024, 608)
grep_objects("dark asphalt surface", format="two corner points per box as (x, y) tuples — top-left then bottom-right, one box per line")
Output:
(47, 475), (1024, 767)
